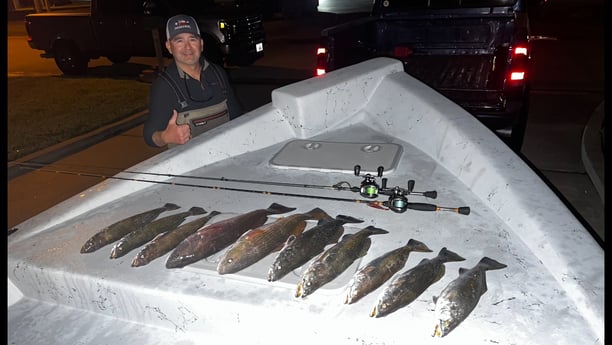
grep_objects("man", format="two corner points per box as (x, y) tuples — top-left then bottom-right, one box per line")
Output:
(143, 14), (243, 148)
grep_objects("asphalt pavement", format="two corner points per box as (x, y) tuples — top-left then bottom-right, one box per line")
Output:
(7, 10), (605, 245)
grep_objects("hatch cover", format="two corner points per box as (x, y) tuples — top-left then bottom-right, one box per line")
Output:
(270, 140), (402, 173)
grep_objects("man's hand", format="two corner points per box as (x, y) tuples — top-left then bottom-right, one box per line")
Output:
(152, 110), (192, 147)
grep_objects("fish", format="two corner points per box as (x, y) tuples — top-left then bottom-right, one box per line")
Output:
(432, 256), (507, 338)
(295, 225), (389, 298)
(131, 211), (222, 267)
(217, 207), (331, 275)
(166, 203), (296, 269)
(268, 214), (364, 282)
(80, 203), (181, 254)
(344, 239), (432, 305)
(109, 206), (207, 259)
(370, 247), (465, 318)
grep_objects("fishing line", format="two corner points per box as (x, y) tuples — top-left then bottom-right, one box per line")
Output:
(12, 162), (469, 215)
(13, 162), (436, 197)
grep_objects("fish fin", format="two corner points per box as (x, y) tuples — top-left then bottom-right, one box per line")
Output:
(458, 267), (469, 275)
(267, 203), (297, 214)
(432, 295), (438, 304)
(188, 207), (207, 215)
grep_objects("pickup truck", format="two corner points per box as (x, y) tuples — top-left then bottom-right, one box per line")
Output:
(24, 0), (266, 75)
(314, 0), (535, 152)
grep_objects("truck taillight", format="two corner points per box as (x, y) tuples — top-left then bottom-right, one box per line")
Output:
(508, 44), (529, 83)
(393, 45), (413, 58)
(315, 47), (327, 76)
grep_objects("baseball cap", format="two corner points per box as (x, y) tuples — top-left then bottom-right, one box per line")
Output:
(166, 14), (201, 40)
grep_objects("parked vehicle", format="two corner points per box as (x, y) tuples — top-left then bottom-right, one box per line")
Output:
(315, 0), (538, 152)
(24, 0), (266, 75)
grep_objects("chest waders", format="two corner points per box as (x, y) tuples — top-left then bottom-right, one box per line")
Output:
(158, 64), (230, 148)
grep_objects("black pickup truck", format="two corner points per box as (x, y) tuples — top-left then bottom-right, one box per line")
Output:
(315, 0), (538, 152)
(24, 0), (266, 75)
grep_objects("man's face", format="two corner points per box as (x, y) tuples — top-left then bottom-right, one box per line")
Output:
(166, 33), (204, 66)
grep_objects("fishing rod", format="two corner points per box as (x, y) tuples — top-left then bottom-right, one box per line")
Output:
(13, 163), (470, 215)
(13, 162), (438, 199)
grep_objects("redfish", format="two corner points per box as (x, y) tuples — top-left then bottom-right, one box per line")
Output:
(217, 207), (331, 275)
(165, 203), (295, 269)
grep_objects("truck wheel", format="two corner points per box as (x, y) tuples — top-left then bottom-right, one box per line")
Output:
(53, 41), (88, 75)
(107, 55), (131, 64)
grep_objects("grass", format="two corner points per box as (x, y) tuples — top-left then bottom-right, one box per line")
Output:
(7, 76), (150, 161)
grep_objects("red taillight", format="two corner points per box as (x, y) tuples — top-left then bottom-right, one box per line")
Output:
(393, 45), (413, 58)
(508, 44), (529, 83)
(510, 71), (525, 81)
(514, 46), (528, 56)
(315, 47), (327, 76)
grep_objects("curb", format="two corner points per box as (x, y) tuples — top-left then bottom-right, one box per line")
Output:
(7, 110), (149, 181)
(581, 101), (605, 203)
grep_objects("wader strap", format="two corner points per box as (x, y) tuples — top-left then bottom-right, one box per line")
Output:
(158, 70), (189, 110)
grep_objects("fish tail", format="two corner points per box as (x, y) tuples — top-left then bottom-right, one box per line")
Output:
(163, 203), (181, 211)
(438, 247), (465, 263)
(477, 256), (507, 271)
(335, 215), (364, 224)
(363, 225), (389, 235)
(266, 203), (296, 215)
(406, 239), (433, 253)
(208, 210), (222, 218)
(306, 207), (331, 220)
(188, 207), (207, 215)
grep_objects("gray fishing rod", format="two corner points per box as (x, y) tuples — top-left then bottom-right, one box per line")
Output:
(12, 163), (469, 215)
(13, 162), (438, 198)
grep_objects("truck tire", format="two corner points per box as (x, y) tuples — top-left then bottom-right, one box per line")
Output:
(53, 41), (88, 75)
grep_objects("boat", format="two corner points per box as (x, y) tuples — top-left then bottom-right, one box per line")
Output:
(8, 57), (604, 344)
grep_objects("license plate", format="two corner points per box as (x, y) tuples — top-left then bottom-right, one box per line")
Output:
(255, 42), (263, 52)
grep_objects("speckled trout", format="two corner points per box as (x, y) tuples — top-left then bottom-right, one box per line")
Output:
(370, 247), (465, 318)
(80, 203), (180, 254)
(109, 206), (207, 259)
(296, 226), (389, 298)
(268, 214), (364, 282)
(131, 211), (221, 267)
(433, 256), (507, 338)
(217, 207), (331, 275)
(344, 239), (432, 305)
(166, 203), (295, 269)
